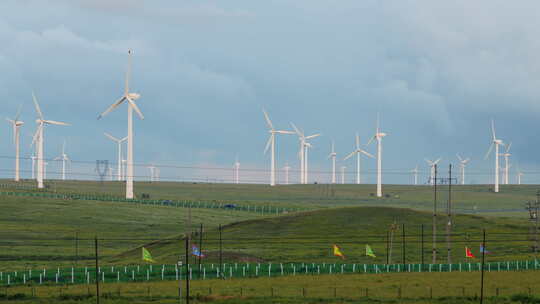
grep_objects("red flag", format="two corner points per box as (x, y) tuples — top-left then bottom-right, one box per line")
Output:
(465, 247), (475, 258)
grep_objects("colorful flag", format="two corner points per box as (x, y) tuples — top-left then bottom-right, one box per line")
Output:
(366, 244), (376, 258)
(480, 244), (491, 254)
(465, 247), (475, 258)
(192, 245), (205, 258)
(333, 244), (345, 260)
(142, 247), (155, 263)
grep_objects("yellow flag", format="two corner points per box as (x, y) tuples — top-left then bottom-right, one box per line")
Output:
(142, 247), (155, 263)
(333, 244), (345, 260)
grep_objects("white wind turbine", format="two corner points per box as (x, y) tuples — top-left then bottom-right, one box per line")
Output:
(344, 134), (373, 185)
(7, 106), (24, 182)
(425, 158), (441, 186)
(233, 156), (240, 184)
(104, 133), (127, 182)
(456, 154), (470, 185)
(98, 50), (144, 199)
(282, 162), (291, 185)
(367, 115), (387, 197)
(500, 143), (512, 185)
(31, 92), (70, 189)
(340, 166), (346, 184)
(291, 123), (320, 184)
(263, 110), (294, 186)
(484, 120), (504, 193)
(410, 165), (419, 185)
(147, 164), (156, 182)
(53, 140), (70, 180)
(517, 168), (524, 185)
(328, 141), (337, 184)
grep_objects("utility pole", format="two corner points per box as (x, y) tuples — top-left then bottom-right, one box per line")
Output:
(447, 164), (452, 264)
(389, 221), (397, 264)
(421, 224), (424, 266)
(432, 164), (438, 264)
(402, 223), (405, 266)
(95, 236), (100, 304)
(219, 224), (223, 278)
(480, 229), (486, 304)
(198, 223), (203, 274)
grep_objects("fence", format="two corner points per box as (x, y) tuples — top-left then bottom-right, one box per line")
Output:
(1, 260), (539, 287)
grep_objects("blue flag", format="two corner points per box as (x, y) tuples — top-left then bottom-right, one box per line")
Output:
(192, 245), (205, 258)
(480, 244), (491, 254)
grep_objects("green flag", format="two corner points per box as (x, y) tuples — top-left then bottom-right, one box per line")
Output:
(366, 244), (376, 258)
(142, 247), (155, 263)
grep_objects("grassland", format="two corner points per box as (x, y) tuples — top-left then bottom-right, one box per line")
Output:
(2, 270), (540, 303)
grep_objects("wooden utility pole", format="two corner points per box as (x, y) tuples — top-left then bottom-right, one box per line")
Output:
(389, 221), (397, 264)
(198, 224), (203, 274)
(432, 164), (438, 264)
(480, 229), (486, 304)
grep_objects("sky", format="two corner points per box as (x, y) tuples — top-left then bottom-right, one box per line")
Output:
(1, 0), (540, 185)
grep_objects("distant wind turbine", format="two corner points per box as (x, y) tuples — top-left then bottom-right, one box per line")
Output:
(328, 141), (337, 184)
(425, 158), (441, 186)
(291, 123), (320, 184)
(98, 50), (144, 199)
(367, 115), (387, 197)
(53, 140), (70, 180)
(282, 162), (291, 185)
(7, 106), (24, 182)
(500, 142), (512, 185)
(411, 165), (419, 185)
(147, 164), (156, 182)
(233, 155), (240, 184)
(104, 133), (127, 182)
(456, 154), (470, 185)
(340, 166), (346, 184)
(31, 92), (70, 188)
(484, 120), (504, 193)
(517, 168), (524, 185)
(263, 109), (294, 186)
(344, 134), (373, 185)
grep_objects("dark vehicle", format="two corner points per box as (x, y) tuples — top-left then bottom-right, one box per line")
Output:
(162, 200), (173, 205)
(223, 204), (237, 209)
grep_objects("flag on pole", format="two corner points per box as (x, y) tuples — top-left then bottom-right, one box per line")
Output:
(192, 245), (205, 258)
(142, 247), (155, 263)
(366, 244), (376, 258)
(465, 247), (475, 258)
(480, 244), (491, 254)
(333, 244), (345, 260)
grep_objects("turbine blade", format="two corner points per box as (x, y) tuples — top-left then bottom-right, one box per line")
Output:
(276, 130), (295, 134)
(456, 153), (462, 161)
(290, 122), (302, 136)
(121, 136), (128, 142)
(484, 143), (494, 160)
(305, 133), (320, 140)
(15, 104), (22, 121)
(355, 133), (360, 149)
(343, 151), (355, 161)
(125, 50), (132, 95)
(366, 136), (375, 146)
(360, 149), (375, 158)
(31, 124), (42, 147)
(104, 132), (119, 142)
(264, 135), (272, 155)
(491, 119), (496, 141)
(262, 109), (274, 130)
(98, 97), (125, 119)
(44, 120), (70, 126)
(126, 96), (144, 119)
(434, 158), (441, 164)
(506, 142), (512, 153)
(32, 92), (43, 118)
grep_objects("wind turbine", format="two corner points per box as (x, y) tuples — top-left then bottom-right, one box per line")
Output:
(104, 133), (127, 182)
(282, 162), (291, 185)
(484, 120), (504, 193)
(367, 115), (387, 197)
(7, 106), (24, 182)
(340, 166), (346, 184)
(263, 109), (294, 186)
(425, 158), (441, 186)
(411, 165), (419, 185)
(53, 140), (70, 180)
(500, 143), (512, 185)
(456, 154), (470, 185)
(344, 134), (373, 184)
(328, 141), (337, 184)
(147, 164), (156, 182)
(31, 92), (70, 189)
(98, 50), (144, 199)
(517, 168), (524, 185)
(291, 123), (320, 184)
(233, 155), (240, 184)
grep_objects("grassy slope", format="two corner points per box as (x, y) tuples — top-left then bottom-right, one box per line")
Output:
(2, 179), (538, 215)
(117, 206), (537, 265)
(0, 195), (265, 270)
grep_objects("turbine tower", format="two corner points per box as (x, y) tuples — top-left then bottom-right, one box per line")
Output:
(411, 165), (419, 185)
(517, 169), (524, 185)
(104, 133), (127, 182)
(344, 134), (373, 184)
(282, 162), (291, 185)
(147, 164), (156, 182)
(340, 166), (346, 184)
(31, 92), (70, 189)
(291, 123), (320, 184)
(500, 143), (512, 185)
(367, 115), (387, 197)
(98, 50), (144, 199)
(484, 120), (504, 193)
(328, 141), (337, 184)
(53, 140), (70, 180)
(456, 154), (470, 185)
(233, 155), (240, 184)
(7, 106), (24, 182)
(425, 158), (441, 186)
(263, 109), (294, 186)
